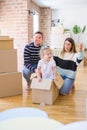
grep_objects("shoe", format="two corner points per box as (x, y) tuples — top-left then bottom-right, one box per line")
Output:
(30, 73), (37, 80)
(26, 87), (32, 91)
(60, 93), (67, 96)
(72, 84), (75, 90)
(26, 82), (32, 91)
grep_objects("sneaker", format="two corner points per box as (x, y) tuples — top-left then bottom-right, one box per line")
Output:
(26, 82), (32, 91)
(26, 87), (32, 91)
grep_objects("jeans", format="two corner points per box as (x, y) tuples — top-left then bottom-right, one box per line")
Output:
(59, 75), (75, 94)
(23, 64), (37, 83)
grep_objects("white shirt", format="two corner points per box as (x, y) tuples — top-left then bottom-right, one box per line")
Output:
(38, 58), (56, 79)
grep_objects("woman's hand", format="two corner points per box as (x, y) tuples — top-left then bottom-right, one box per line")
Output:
(79, 43), (83, 51)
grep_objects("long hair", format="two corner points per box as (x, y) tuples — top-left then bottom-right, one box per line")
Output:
(61, 37), (77, 57)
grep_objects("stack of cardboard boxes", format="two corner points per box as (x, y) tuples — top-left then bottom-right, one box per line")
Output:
(0, 36), (22, 97)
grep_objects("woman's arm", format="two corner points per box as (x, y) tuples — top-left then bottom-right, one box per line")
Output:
(79, 43), (83, 51)
(76, 43), (84, 64)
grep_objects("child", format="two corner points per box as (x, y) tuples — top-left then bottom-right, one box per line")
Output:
(36, 47), (57, 82)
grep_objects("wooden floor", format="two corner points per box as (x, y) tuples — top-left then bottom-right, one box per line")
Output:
(0, 66), (87, 125)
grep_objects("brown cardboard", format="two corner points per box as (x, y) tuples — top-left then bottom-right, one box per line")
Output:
(84, 57), (87, 66)
(0, 37), (13, 50)
(31, 75), (63, 105)
(54, 73), (64, 89)
(0, 72), (22, 97)
(31, 79), (58, 105)
(0, 36), (9, 40)
(84, 52), (87, 66)
(0, 49), (17, 73)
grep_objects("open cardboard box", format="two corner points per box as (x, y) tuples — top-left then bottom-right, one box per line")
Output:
(31, 73), (64, 105)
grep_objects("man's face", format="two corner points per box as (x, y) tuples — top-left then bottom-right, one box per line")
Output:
(34, 33), (43, 47)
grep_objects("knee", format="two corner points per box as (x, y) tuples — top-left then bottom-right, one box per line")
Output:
(59, 89), (69, 95)
(23, 69), (31, 83)
(23, 69), (30, 78)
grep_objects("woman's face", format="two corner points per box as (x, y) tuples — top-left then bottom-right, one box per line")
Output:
(64, 40), (72, 52)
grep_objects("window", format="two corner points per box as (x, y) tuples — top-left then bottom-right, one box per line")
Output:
(33, 12), (39, 33)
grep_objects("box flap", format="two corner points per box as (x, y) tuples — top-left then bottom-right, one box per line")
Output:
(0, 36), (9, 40)
(54, 73), (64, 89)
(0, 36), (13, 40)
(31, 78), (52, 90)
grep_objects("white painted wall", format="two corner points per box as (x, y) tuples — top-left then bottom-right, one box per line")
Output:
(52, 7), (87, 47)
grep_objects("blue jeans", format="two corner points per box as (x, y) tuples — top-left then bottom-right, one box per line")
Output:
(23, 64), (37, 83)
(59, 75), (75, 94)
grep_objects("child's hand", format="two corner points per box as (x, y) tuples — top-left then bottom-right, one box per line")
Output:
(37, 77), (42, 82)
(54, 74), (58, 80)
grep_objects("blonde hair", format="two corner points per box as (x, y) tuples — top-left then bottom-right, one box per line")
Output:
(40, 47), (53, 59)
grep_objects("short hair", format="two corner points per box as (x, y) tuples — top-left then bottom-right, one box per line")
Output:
(34, 31), (43, 37)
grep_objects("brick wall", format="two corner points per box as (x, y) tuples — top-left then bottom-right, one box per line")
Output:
(28, 1), (52, 44)
(0, 0), (52, 71)
(0, 0), (29, 72)
(40, 8), (52, 45)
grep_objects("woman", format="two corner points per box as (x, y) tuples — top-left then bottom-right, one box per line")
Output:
(53, 37), (84, 95)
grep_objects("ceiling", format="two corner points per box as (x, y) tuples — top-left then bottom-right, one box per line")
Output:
(32, 0), (87, 9)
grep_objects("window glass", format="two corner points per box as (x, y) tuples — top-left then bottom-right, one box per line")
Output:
(33, 12), (39, 33)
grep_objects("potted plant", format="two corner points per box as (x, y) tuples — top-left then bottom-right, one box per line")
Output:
(72, 25), (86, 43)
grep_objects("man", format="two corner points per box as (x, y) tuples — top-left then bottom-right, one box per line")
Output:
(23, 31), (43, 90)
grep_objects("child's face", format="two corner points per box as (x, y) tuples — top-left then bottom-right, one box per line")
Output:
(43, 50), (52, 61)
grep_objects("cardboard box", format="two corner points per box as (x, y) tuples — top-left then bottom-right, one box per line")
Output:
(54, 73), (64, 89)
(31, 74), (64, 105)
(0, 37), (13, 50)
(0, 72), (22, 97)
(84, 52), (87, 66)
(0, 49), (17, 73)
(84, 57), (87, 66)
(0, 36), (9, 40)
